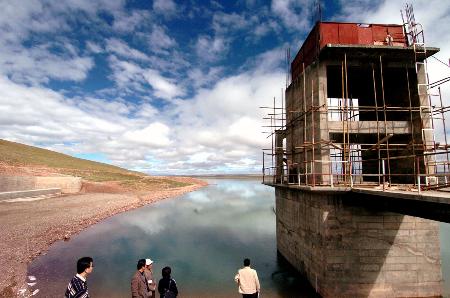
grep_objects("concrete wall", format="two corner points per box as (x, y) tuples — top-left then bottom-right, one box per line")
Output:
(276, 187), (443, 297)
(0, 176), (82, 193)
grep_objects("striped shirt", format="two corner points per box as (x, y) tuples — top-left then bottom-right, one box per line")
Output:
(65, 274), (89, 298)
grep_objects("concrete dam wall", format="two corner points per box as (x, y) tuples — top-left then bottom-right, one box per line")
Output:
(0, 176), (82, 194)
(276, 188), (442, 297)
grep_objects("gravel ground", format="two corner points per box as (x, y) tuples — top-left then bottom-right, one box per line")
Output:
(0, 177), (207, 297)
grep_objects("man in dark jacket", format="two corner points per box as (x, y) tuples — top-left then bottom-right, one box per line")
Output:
(158, 266), (178, 298)
(65, 256), (94, 298)
(131, 259), (152, 298)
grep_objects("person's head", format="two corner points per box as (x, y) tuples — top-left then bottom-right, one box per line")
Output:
(137, 259), (146, 271)
(145, 258), (153, 270)
(243, 258), (250, 267)
(162, 266), (171, 278)
(77, 257), (94, 275)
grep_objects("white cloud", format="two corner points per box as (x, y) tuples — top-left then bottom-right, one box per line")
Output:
(106, 38), (150, 61)
(143, 69), (184, 100)
(271, 0), (314, 32)
(153, 0), (177, 17)
(112, 10), (151, 33)
(86, 41), (103, 54)
(195, 35), (229, 62)
(148, 24), (177, 53)
(187, 67), (224, 89)
(0, 42), (94, 84)
(0, 1), (131, 85)
(108, 56), (184, 100)
(124, 122), (171, 147)
(212, 12), (250, 34)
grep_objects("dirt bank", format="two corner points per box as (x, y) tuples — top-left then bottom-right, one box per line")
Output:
(0, 177), (207, 297)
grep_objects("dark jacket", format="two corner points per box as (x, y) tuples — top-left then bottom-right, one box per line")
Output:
(131, 270), (151, 298)
(158, 277), (178, 298)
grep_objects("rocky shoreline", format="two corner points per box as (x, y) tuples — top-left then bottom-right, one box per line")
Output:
(0, 177), (207, 297)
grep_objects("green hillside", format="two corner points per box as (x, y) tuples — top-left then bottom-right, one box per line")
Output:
(0, 139), (188, 187)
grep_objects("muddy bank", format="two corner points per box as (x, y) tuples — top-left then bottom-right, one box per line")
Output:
(0, 177), (207, 297)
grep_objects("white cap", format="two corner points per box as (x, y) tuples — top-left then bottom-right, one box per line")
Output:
(145, 258), (153, 265)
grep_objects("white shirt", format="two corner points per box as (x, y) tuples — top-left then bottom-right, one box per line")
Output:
(234, 266), (260, 294)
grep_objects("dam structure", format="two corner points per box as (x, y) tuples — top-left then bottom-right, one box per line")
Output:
(262, 15), (450, 298)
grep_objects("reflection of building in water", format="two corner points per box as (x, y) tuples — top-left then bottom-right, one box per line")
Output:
(262, 6), (450, 297)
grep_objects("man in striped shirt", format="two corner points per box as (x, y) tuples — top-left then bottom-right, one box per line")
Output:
(65, 257), (94, 298)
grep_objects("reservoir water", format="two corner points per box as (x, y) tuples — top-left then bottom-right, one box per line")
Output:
(28, 178), (450, 297)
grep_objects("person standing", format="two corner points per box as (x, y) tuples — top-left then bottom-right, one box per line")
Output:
(158, 266), (178, 298)
(234, 258), (260, 298)
(131, 259), (152, 298)
(144, 258), (156, 298)
(65, 256), (94, 298)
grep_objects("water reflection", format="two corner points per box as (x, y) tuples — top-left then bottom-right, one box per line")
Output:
(28, 179), (319, 297)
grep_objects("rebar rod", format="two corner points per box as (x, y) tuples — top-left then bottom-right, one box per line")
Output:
(379, 56), (392, 185)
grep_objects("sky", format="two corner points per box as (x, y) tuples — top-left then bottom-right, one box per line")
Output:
(0, 0), (449, 175)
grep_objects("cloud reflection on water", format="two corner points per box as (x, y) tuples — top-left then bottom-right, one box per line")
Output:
(28, 178), (314, 297)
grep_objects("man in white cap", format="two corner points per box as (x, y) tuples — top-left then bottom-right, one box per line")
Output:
(144, 258), (156, 298)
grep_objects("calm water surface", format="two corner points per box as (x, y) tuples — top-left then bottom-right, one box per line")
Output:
(28, 178), (450, 297)
(28, 179), (318, 297)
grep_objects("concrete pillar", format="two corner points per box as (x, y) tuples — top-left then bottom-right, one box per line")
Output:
(416, 63), (435, 178)
(317, 62), (331, 185)
(275, 131), (285, 183)
(276, 188), (443, 297)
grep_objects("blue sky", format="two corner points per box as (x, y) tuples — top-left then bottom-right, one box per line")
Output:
(0, 0), (449, 175)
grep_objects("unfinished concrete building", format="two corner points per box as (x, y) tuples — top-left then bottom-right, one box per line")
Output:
(262, 11), (450, 298)
(267, 20), (449, 189)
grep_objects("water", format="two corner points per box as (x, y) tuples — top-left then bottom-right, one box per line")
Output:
(27, 179), (318, 297)
(27, 178), (450, 297)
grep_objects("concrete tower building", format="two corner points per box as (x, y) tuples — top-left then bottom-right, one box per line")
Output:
(263, 17), (450, 298)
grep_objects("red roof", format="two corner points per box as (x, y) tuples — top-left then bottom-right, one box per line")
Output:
(291, 22), (406, 81)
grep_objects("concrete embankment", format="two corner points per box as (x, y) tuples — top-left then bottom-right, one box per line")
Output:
(0, 176), (81, 194)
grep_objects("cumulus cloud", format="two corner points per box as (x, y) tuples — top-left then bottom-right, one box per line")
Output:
(85, 41), (103, 54)
(0, 75), (175, 169)
(271, 0), (314, 32)
(124, 122), (171, 147)
(153, 0), (177, 17)
(0, 0), (128, 84)
(143, 69), (185, 100)
(148, 24), (177, 53)
(0, 43), (94, 84)
(112, 9), (152, 33)
(195, 35), (229, 63)
(106, 38), (150, 61)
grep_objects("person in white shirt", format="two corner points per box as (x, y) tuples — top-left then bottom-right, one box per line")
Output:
(234, 258), (260, 298)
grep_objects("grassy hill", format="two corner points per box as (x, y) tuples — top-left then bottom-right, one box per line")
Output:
(0, 139), (188, 188)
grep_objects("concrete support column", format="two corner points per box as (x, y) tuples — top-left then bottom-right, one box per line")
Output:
(416, 63), (435, 177)
(275, 131), (285, 184)
(276, 188), (443, 297)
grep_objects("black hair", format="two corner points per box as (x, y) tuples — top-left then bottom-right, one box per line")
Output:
(244, 258), (250, 266)
(137, 259), (146, 270)
(77, 257), (93, 274)
(162, 266), (172, 278)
